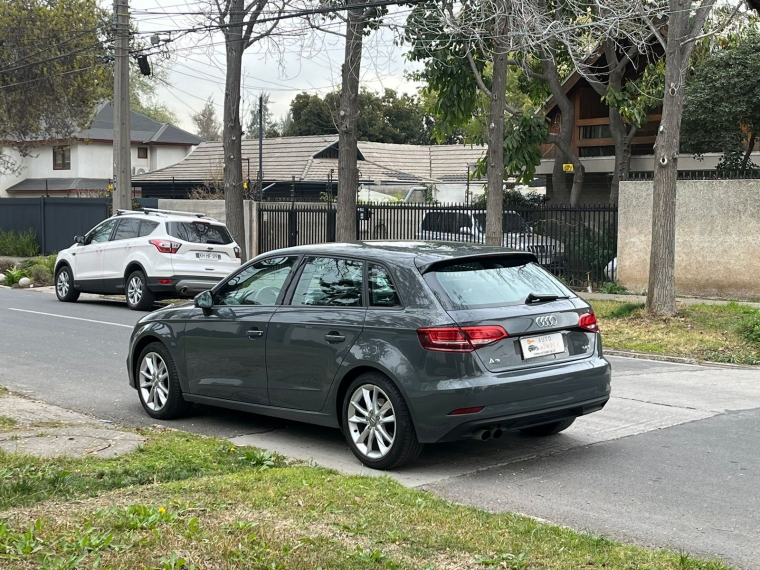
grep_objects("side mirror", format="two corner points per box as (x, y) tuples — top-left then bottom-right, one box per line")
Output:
(194, 290), (213, 311)
(74, 235), (85, 245)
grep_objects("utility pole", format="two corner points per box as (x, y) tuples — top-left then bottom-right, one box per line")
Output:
(258, 93), (263, 195)
(113, 0), (132, 211)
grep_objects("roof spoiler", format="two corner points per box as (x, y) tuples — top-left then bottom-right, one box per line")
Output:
(416, 251), (538, 274)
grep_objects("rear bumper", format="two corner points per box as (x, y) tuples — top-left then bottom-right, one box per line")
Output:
(146, 275), (222, 296)
(408, 355), (612, 443)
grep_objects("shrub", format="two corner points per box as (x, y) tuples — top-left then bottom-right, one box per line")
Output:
(19, 254), (56, 274)
(28, 265), (52, 286)
(737, 312), (760, 345)
(0, 259), (15, 273)
(600, 281), (628, 295)
(4, 268), (28, 286)
(0, 229), (40, 257)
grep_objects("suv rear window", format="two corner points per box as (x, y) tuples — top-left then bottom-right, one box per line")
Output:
(166, 221), (232, 244)
(425, 258), (573, 309)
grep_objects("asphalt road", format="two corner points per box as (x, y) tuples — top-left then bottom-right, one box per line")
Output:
(2, 286), (759, 568)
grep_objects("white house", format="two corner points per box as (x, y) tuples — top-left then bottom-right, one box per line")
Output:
(0, 103), (203, 198)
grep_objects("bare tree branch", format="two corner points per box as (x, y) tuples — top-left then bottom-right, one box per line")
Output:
(466, 46), (492, 98)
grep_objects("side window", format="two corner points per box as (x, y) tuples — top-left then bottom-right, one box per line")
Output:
(291, 257), (363, 307)
(112, 218), (142, 241)
(215, 256), (297, 306)
(87, 219), (117, 244)
(369, 264), (401, 307)
(139, 220), (159, 237)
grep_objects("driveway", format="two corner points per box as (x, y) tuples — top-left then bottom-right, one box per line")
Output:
(1, 286), (759, 568)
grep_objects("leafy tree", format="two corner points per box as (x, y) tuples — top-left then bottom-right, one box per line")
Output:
(129, 67), (179, 125)
(0, 0), (110, 173)
(283, 89), (434, 144)
(244, 92), (276, 139)
(682, 32), (760, 171)
(192, 97), (221, 141)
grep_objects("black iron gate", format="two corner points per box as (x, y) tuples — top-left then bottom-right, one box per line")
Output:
(257, 201), (618, 286)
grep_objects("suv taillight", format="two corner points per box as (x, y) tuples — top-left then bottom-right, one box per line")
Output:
(149, 239), (181, 254)
(233, 246), (241, 259)
(579, 311), (599, 332)
(417, 326), (508, 352)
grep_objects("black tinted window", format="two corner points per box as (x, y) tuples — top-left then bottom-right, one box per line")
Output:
(426, 258), (573, 309)
(421, 212), (473, 233)
(291, 257), (363, 307)
(88, 219), (117, 243)
(473, 213), (529, 233)
(167, 221), (232, 244)
(216, 256), (297, 306)
(112, 218), (141, 241)
(369, 264), (400, 307)
(139, 220), (159, 237)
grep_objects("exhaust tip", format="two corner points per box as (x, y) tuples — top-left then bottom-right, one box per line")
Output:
(180, 286), (188, 295)
(473, 428), (491, 441)
(492, 427), (503, 439)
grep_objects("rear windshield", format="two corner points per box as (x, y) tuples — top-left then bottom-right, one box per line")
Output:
(166, 221), (232, 244)
(426, 259), (573, 309)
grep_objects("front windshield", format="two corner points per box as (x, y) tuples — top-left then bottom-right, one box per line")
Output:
(473, 213), (530, 234)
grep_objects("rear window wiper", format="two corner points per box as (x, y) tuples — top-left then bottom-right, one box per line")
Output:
(525, 293), (569, 304)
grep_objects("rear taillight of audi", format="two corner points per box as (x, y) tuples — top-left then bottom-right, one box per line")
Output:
(417, 326), (508, 353)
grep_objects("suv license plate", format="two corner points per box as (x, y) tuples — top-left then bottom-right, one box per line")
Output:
(520, 333), (564, 359)
(196, 252), (221, 261)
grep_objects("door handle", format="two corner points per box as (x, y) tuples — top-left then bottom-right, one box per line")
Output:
(246, 329), (263, 339)
(325, 332), (346, 343)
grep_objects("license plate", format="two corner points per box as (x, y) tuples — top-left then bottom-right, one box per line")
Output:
(520, 333), (565, 359)
(196, 252), (221, 261)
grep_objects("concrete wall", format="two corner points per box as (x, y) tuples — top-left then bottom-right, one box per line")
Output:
(618, 180), (760, 300)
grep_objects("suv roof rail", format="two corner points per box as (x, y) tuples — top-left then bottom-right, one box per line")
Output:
(140, 208), (215, 220)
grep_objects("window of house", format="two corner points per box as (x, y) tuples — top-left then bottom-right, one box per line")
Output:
(53, 146), (71, 170)
(137, 147), (148, 159)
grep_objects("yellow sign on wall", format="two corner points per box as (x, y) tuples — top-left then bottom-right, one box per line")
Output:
(563, 163), (574, 173)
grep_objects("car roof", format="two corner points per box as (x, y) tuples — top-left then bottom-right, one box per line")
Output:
(110, 212), (222, 224)
(260, 241), (538, 271)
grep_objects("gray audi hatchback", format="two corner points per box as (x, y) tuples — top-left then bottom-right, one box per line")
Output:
(127, 242), (611, 469)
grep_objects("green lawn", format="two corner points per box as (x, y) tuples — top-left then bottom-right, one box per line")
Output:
(591, 300), (760, 365)
(0, 429), (731, 569)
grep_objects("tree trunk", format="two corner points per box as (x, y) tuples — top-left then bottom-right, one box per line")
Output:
(569, 159), (585, 204)
(646, 3), (688, 317)
(485, 49), (508, 246)
(742, 131), (757, 170)
(608, 108), (635, 204)
(551, 153), (571, 203)
(543, 56), (577, 203)
(222, 0), (247, 260)
(336, 4), (366, 243)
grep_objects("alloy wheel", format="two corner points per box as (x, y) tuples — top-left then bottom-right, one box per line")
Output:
(127, 276), (143, 306)
(139, 352), (170, 411)
(56, 271), (69, 297)
(347, 384), (396, 459)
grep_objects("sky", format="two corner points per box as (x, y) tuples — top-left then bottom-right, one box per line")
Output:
(128, 0), (424, 132)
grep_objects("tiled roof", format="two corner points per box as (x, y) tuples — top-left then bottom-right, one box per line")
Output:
(76, 103), (203, 145)
(134, 136), (487, 185)
(6, 178), (110, 192)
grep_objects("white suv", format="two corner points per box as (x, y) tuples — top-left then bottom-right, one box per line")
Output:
(54, 208), (241, 310)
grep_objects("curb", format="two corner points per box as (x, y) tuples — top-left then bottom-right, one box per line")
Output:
(605, 349), (757, 369)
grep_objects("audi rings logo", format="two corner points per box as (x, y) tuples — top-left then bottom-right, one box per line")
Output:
(535, 315), (557, 328)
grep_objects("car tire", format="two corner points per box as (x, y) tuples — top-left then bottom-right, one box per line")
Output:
(342, 372), (423, 470)
(126, 270), (155, 311)
(136, 342), (193, 420)
(55, 265), (80, 303)
(520, 417), (575, 437)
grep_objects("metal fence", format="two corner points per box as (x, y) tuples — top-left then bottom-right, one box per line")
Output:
(258, 201), (618, 287)
(0, 197), (158, 255)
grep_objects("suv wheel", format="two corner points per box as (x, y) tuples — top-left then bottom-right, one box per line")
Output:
(520, 417), (575, 437)
(342, 372), (423, 470)
(136, 342), (193, 419)
(126, 270), (155, 311)
(55, 266), (80, 302)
